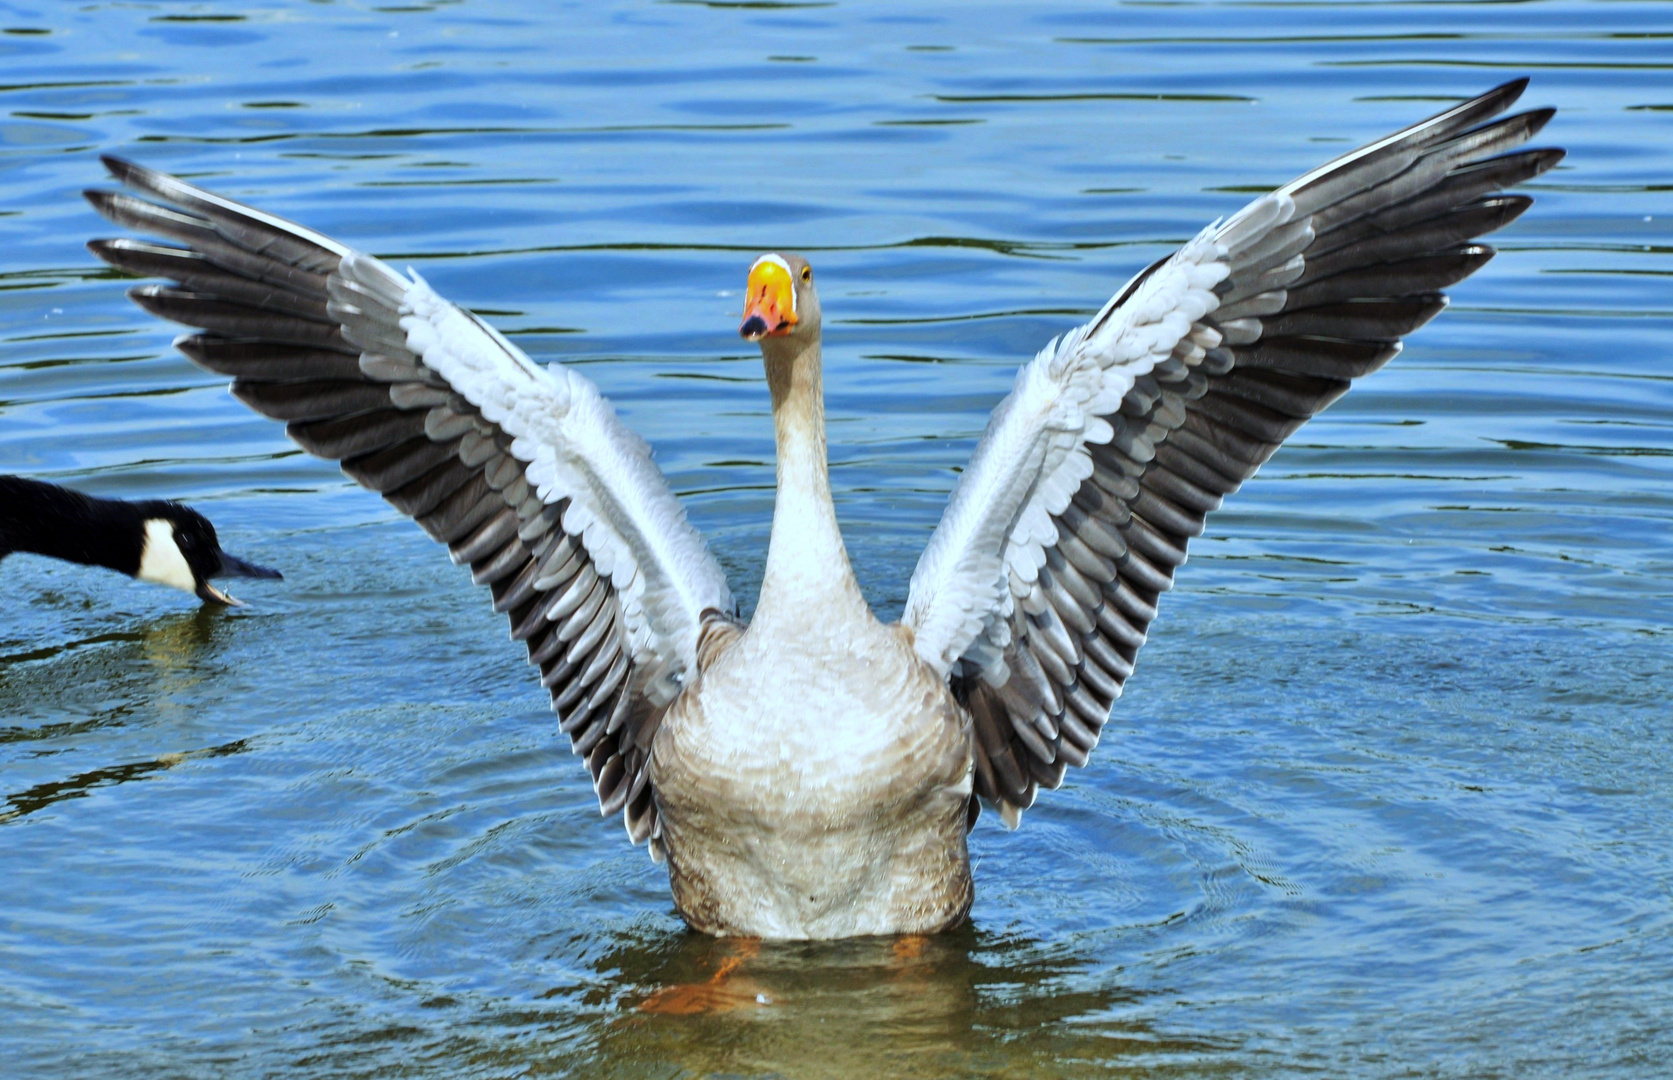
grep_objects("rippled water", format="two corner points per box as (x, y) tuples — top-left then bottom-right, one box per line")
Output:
(2, 2), (1670, 1076)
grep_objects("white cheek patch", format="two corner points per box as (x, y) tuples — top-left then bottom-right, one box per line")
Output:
(137, 519), (197, 594)
(749, 252), (797, 316)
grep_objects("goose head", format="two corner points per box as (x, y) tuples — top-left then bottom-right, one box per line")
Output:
(739, 252), (821, 349)
(136, 503), (282, 606)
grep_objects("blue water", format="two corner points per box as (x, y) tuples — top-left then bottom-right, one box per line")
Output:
(2, 2), (1670, 1076)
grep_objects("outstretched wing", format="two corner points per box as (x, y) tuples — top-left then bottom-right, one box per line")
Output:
(902, 80), (1562, 824)
(86, 158), (732, 856)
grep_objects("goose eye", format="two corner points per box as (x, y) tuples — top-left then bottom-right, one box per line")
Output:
(800, 266), (812, 283)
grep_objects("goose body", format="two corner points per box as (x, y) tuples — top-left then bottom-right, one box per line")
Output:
(655, 611), (973, 937)
(652, 311), (974, 935)
(0, 475), (280, 604)
(84, 81), (1560, 938)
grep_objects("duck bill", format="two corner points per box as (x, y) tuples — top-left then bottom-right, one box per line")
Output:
(197, 550), (282, 605)
(739, 258), (798, 341)
(215, 551), (283, 581)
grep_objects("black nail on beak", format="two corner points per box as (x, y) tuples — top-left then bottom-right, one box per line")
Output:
(739, 314), (769, 339)
(196, 581), (244, 607)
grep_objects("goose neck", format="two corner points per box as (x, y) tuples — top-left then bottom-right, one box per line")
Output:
(755, 337), (865, 624)
(0, 477), (143, 575)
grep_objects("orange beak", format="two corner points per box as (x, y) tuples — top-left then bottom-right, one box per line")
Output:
(739, 257), (798, 340)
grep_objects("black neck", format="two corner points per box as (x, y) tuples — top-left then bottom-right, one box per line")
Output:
(0, 476), (156, 577)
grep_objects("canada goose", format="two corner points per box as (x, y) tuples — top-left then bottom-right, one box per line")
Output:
(0, 475), (281, 605)
(85, 80), (1558, 938)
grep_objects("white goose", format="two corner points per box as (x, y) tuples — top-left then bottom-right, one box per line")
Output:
(87, 80), (1559, 939)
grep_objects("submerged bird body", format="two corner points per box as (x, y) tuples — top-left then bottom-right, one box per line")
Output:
(0, 475), (280, 604)
(85, 81), (1561, 938)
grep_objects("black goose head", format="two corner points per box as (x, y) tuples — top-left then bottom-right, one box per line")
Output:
(136, 502), (282, 605)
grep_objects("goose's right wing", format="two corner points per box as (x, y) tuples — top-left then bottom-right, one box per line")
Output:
(85, 158), (733, 857)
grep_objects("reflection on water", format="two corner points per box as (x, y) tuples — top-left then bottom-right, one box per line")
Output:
(2, 0), (1672, 1077)
(290, 922), (1222, 1080)
(1, 603), (234, 718)
(1, 738), (246, 824)
(582, 928), (1181, 1080)
(0, 607), (243, 820)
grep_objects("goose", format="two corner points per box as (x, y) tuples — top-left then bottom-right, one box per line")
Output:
(84, 80), (1559, 939)
(0, 474), (281, 604)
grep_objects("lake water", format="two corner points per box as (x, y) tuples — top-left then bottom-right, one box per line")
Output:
(2, 1), (1670, 1076)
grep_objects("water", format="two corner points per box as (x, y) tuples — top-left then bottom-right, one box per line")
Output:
(2, 1), (1670, 1076)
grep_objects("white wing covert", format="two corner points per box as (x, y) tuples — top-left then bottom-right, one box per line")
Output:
(86, 158), (732, 854)
(902, 80), (1562, 824)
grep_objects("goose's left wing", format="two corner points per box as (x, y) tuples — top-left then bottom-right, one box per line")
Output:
(85, 158), (732, 856)
(902, 80), (1561, 825)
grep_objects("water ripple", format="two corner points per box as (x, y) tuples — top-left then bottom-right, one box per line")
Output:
(1, 1), (1670, 1078)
